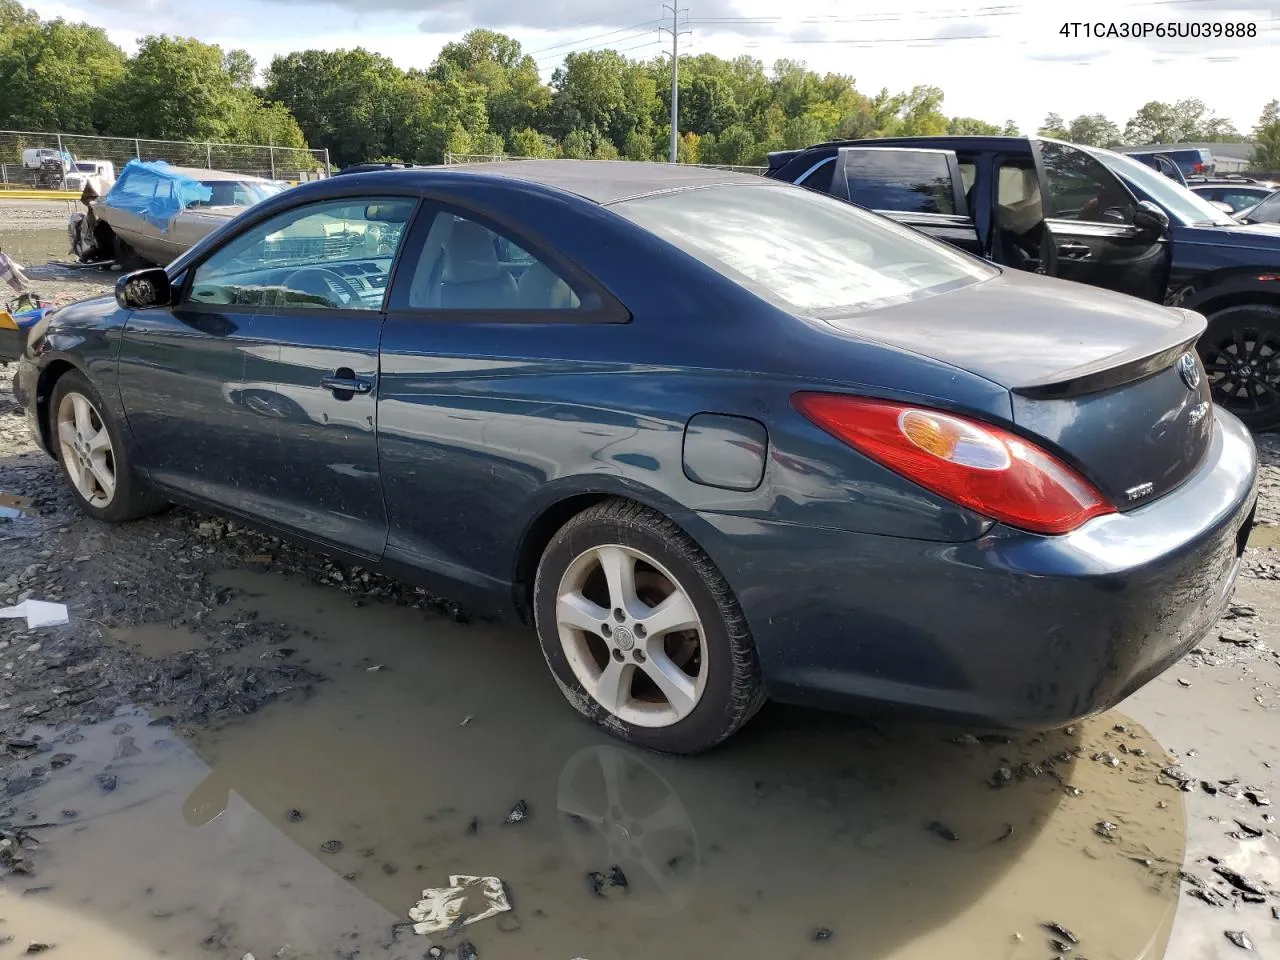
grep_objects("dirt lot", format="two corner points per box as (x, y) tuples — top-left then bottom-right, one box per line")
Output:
(1, 223), (1278, 959)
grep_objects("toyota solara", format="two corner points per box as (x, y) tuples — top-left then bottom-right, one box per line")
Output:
(12, 161), (1258, 754)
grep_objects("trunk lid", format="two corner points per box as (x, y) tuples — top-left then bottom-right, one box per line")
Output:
(819, 270), (1213, 511)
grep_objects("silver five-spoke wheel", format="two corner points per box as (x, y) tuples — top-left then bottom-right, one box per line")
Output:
(56, 391), (116, 508)
(556, 544), (708, 728)
(535, 499), (766, 753)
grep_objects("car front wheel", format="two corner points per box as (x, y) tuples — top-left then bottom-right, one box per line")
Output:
(534, 499), (765, 754)
(50, 369), (166, 522)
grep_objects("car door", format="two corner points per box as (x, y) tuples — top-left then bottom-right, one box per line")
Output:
(1151, 153), (1187, 187)
(117, 264), (268, 508)
(375, 202), (628, 599)
(1031, 139), (1169, 302)
(182, 194), (421, 560)
(828, 147), (981, 255)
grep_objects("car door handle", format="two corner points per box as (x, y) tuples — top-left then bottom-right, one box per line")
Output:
(1057, 242), (1093, 260)
(321, 371), (373, 395)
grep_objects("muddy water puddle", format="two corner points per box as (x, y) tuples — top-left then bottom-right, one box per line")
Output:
(0, 493), (33, 521)
(2, 569), (1186, 959)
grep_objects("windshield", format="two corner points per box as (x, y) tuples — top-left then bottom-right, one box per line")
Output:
(613, 183), (994, 317)
(1092, 149), (1237, 226)
(1242, 191), (1280, 223)
(193, 180), (283, 207)
(73, 162), (98, 173)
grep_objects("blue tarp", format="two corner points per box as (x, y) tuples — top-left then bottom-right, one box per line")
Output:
(101, 159), (213, 232)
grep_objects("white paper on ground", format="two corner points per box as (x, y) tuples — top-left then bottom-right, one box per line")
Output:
(0, 599), (70, 629)
(408, 875), (511, 935)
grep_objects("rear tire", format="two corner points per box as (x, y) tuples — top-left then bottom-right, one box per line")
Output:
(533, 499), (766, 754)
(113, 235), (148, 272)
(49, 369), (166, 522)
(1199, 304), (1280, 432)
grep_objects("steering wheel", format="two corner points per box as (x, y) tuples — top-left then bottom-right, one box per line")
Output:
(283, 267), (364, 307)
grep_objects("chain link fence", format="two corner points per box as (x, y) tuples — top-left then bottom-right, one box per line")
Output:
(0, 129), (330, 191)
(444, 153), (766, 175)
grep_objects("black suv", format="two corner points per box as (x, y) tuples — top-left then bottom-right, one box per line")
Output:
(768, 137), (1280, 430)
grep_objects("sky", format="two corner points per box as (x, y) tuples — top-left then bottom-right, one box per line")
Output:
(24, 0), (1279, 137)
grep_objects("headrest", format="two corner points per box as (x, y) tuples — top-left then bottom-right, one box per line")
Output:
(442, 221), (501, 284)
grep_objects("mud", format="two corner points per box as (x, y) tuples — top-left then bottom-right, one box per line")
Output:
(1, 263), (1279, 957)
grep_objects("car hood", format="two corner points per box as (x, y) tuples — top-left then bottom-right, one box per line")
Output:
(1174, 219), (1280, 253)
(820, 269), (1202, 393)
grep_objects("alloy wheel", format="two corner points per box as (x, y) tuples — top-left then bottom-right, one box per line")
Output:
(1201, 326), (1280, 414)
(56, 391), (117, 508)
(554, 544), (708, 728)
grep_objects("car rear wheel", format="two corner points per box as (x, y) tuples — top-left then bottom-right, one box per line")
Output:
(1200, 305), (1280, 432)
(50, 370), (166, 522)
(534, 499), (765, 754)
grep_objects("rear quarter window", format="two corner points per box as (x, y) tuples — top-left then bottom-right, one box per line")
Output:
(613, 183), (994, 317)
(842, 151), (957, 215)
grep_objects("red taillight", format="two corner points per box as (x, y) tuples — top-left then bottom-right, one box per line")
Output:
(793, 394), (1115, 535)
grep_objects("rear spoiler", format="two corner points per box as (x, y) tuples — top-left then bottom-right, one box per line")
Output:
(1013, 309), (1207, 399)
(766, 149), (803, 174)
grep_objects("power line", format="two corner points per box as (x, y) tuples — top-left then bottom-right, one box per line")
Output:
(527, 18), (661, 59)
(532, 27), (660, 66)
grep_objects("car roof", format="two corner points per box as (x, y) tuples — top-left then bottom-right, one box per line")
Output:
(361, 159), (765, 204)
(170, 166), (269, 183)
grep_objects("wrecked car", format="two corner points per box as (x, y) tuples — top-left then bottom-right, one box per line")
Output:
(92, 160), (285, 268)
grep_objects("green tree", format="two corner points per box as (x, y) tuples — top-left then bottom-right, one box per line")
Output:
(707, 123), (757, 165)
(1253, 100), (1280, 168)
(267, 48), (403, 164)
(1123, 98), (1239, 144)
(559, 128), (592, 159)
(1001, 119), (1020, 136)
(782, 113), (825, 149)
(948, 117), (1002, 136)
(1038, 113), (1069, 138)
(1066, 113), (1121, 147)
(223, 49), (256, 90)
(0, 0), (38, 32)
(550, 50), (629, 144)
(111, 35), (241, 140)
(0, 13), (126, 132)
(429, 30), (549, 142)
(508, 127), (553, 157)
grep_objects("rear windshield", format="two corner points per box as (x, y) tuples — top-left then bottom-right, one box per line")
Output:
(613, 183), (994, 317)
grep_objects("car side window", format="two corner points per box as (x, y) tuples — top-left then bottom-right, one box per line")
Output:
(186, 197), (416, 311)
(796, 156), (836, 194)
(842, 150), (958, 215)
(404, 211), (588, 311)
(1039, 141), (1135, 225)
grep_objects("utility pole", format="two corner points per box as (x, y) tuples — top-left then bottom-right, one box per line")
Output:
(660, 3), (692, 163)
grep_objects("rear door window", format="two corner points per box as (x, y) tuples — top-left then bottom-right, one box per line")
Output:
(838, 149), (960, 215)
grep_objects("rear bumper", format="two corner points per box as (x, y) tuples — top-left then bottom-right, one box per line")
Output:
(12, 356), (50, 457)
(697, 407), (1257, 728)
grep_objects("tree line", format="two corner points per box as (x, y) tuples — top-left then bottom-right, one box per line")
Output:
(2, 0), (1278, 170)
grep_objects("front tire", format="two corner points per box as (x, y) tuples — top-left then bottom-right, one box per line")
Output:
(533, 499), (765, 754)
(1199, 304), (1280, 432)
(49, 369), (165, 522)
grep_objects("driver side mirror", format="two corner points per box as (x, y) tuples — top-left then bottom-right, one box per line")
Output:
(1132, 201), (1170, 237)
(115, 267), (173, 310)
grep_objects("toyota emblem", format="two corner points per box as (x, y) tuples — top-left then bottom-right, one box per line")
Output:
(1178, 352), (1201, 391)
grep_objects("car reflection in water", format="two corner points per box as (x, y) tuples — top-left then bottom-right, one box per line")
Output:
(6, 568), (1190, 960)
